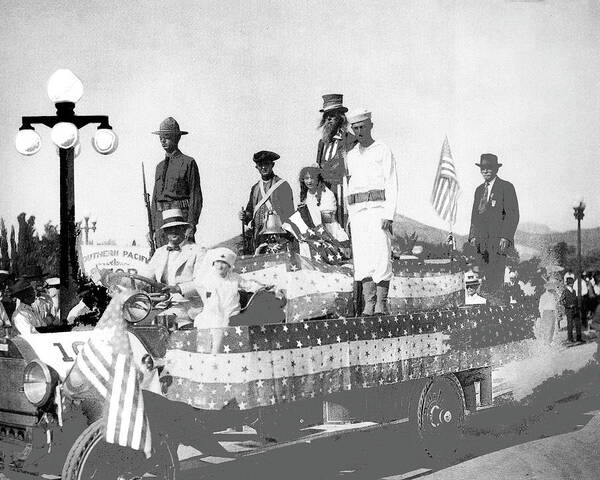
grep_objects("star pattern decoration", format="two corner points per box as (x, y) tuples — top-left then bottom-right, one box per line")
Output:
(163, 303), (537, 411)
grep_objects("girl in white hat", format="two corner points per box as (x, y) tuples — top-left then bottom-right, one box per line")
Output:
(194, 247), (267, 327)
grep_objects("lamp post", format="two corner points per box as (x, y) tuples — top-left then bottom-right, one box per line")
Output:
(78, 213), (97, 245)
(15, 69), (118, 322)
(572, 197), (586, 336)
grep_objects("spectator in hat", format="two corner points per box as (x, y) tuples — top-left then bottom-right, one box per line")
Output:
(465, 271), (486, 305)
(239, 151), (294, 253)
(345, 109), (398, 316)
(151, 117), (203, 247)
(315, 94), (356, 226)
(538, 279), (560, 344)
(468, 153), (519, 305)
(10, 279), (43, 335)
(20, 265), (55, 325)
(560, 272), (583, 344)
(140, 208), (206, 327)
(45, 277), (60, 320)
(67, 282), (100, 325)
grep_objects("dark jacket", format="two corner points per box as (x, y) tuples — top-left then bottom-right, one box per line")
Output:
(560, 287), (578, 312)
(151, 150), (203, 227)
(316, 131), (356, 186)
(469, 176), (519, 244)
(244, 175), (294, 237)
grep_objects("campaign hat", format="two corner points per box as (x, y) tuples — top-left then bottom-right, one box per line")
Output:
(319, 94), (348, 113)
(475, 153), (502, 168)
(152, 117), (188, 136)
(160, 208), (190, 230)
(253, 151), (280, 163)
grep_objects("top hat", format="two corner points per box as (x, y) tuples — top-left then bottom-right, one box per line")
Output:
(253, 151), (280, 163)
(160, 208), (190, 230)
(319, 94), (348, 113)
(9, 279), (33, 296)
(475, 153), (502, 168)
(20, 265), (47, 279)
(209, 247), (237, 268)
(151, 117), (188, 136)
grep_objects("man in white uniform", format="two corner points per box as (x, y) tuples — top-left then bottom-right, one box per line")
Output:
(345, 109), (398, 315)
(9, 279), (44, 335)
(140, 208), (206, 327)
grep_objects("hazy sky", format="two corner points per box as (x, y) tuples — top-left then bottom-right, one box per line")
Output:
(1, 0), (599, 247)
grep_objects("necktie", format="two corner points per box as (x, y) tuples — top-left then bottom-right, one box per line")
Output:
(167, 245), (181, 252)
(160, 156), (170, 194)
(478, 182), (490, 214)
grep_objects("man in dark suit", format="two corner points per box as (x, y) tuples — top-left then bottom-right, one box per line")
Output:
(469, 153), (519, 302)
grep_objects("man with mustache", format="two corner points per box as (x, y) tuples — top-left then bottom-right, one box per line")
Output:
(316, 94), (356, 226)
(469, 153), (519, 305)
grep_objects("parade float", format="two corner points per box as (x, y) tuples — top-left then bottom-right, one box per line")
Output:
(0, 240), (576, 480)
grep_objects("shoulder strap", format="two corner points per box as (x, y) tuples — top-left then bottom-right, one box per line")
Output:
(253, 178), (286, 218)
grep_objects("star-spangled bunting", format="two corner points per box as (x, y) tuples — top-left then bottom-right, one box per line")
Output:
(163, 303), (537, 411)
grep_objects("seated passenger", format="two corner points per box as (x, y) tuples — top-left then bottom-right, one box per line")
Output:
(194, 247), (266, 330)
(298, 165), (349, 242)
(139, 208), (205, 328)
(9, 279), (44, 335)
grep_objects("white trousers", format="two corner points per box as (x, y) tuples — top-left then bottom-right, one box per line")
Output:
(350, 208), (392, 283)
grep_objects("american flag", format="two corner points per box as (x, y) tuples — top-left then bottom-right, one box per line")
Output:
(64, 295), (152, 457)
(431, 136), (461, 226)
(163, 303), (537, 411)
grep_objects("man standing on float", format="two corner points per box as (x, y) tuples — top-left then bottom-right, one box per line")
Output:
(345, 109), (398, 316)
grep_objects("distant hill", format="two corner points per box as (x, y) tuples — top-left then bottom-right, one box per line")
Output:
(213, 215), (600, 259)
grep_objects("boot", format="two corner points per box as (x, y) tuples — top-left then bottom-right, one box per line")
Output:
(361, 278), (376, 316)
(375, 280), (390, 315)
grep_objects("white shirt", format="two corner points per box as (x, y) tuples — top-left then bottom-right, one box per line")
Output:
(345, 141), (398, 220)
(12, 301), (43, 335)
(66, 299), (92, 325)
(484, 177), (497, 201)
(163, 248), (182, 286)
(305, 187), (337, 226)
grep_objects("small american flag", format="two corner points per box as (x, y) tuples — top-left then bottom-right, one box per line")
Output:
(65, 295), (152, 457)
(431, 136), (461, 226)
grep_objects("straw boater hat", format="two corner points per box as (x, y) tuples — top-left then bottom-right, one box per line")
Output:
(319, 94), (348, 113)
(160, 208), (190, 230)
(347, 108), (371, 124)
(209, 247), (237, 268)
(46, 277), (60, 288)
(475, 153), (502, 169)
(151, 117), (188, 136)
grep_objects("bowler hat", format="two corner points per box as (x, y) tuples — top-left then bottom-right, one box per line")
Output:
(319, 94), (348, 113)
(152, 117), (188, 136)
(475, 153), (502, 169)
(253, 151), (280, 163)
(20, 265), (47, 279)
(9, 279), (33, 295)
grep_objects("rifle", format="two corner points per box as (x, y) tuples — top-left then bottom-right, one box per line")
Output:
(142, 163), (156, 256)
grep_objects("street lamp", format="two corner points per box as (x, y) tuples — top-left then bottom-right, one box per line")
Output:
(15, 69), (118, 322)
(78, 213), (97, 245)
(572, 197), (586, 336)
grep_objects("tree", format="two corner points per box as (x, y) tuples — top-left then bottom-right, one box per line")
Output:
(0, 218), (9, 270)
(10, 226), (16, 274)
(552, 241), (575, 268)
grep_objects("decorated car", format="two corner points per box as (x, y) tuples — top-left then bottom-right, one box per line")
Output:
(0, 255), (577, 480)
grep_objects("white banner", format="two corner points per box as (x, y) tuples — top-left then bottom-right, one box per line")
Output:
(79, 244), (151, 277)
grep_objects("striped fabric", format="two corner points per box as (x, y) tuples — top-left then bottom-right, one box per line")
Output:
(431, 136), (461, 225)
(64, 295), (152, 457)
(163, 304), (538, 411)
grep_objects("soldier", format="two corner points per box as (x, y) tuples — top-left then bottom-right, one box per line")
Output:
(151, 117), (203, 247)
(239, 151), (294, 253)
(316, 94), (356, 225)
(345, 109), (398, 316)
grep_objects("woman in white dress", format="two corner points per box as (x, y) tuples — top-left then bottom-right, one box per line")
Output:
(298, 166), (349, 242)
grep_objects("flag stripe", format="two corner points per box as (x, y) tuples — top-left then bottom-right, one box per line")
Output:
(106, 353), (126, 443)
(431, 137), (461, 225)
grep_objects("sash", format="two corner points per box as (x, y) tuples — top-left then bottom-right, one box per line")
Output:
(253, 178), (286, 218)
